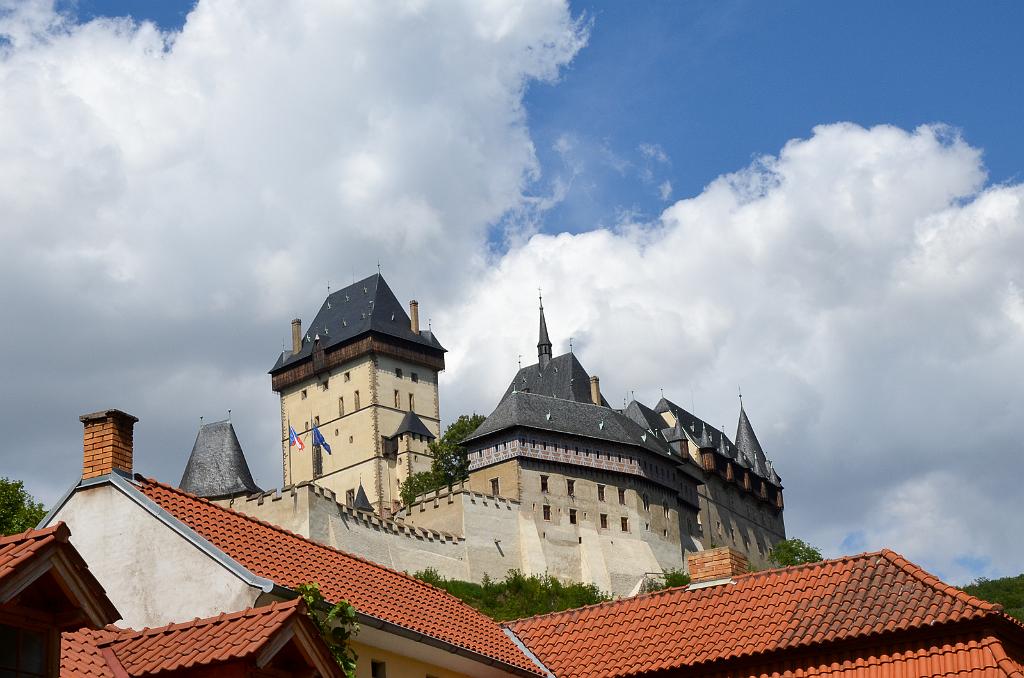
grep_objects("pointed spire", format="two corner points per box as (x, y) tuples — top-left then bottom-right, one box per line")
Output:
(179, 419), (261, 499)
(735, 399), (769, 476)
(697, 422), (713, 449)
(537, 289), (552, 368)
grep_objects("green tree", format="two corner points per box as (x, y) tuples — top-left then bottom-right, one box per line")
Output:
(399, 414), (486, 506)
(0, 477), (47, 536)
(962, 574), (1024, 622)
(640, 569), (691, 593)
(769, 538), (823, 567)
(413, 568), (608, 622)
(295, 583), (359, 677)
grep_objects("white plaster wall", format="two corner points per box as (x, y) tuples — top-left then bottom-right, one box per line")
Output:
(50, 484), (262, 628)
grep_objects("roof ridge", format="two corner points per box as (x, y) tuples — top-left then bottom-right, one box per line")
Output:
(984, 634), (1024, 678)
(0, 522), (65, 545)
(877, 549), (1003, 613)
(99, 599), (303, 643)
(136, 476), (508, 624)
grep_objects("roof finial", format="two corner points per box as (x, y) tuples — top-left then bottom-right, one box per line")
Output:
(569, 337), (573, 354)
(738, 385), (743, 407)
(199, 415), (204, 424)
(227, 409), (231, 422)
(660, 387), (665, 398)
(377, 260), (382, 275)
(518, 353), (522, 370)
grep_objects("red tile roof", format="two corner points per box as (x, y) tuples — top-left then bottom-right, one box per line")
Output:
(696, 635), (1024, 678)
(0, 523), (66, 584)
(506, 550), (1022, 678)
(133, 477), (542, 675)
(62, 600), (338, 677)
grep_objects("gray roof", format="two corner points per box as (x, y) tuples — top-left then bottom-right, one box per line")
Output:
(735, 404), (778, 482)
(656, 397), (781, 486)
(537, 298), (552, 366)
(622, 400), (670, 442)
(466, 390), (674, 460)
(179, 420), (261, 499)
(270, 274), (444, 373)
(390, 410), (436, 440)
(504, 352), (610, 406)
(352, 483), (374, 512)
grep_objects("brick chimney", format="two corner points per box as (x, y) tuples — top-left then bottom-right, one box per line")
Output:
(291, 318), (302, 354)
(687, 547), (749, 584)
(80, 409), (138, 479)
(590, 375), (601, 405)
(409, 300), (420, 333)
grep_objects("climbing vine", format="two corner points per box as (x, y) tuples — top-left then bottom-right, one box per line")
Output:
(296, 583), (359, 677)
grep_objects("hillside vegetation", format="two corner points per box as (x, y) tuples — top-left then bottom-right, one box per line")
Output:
(963, 573), (1024, 621)
(413, 568), (608, 622)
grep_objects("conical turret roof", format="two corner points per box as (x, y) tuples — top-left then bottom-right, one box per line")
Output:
(735, 404), (771, 479)
(179, 420), (261, 499)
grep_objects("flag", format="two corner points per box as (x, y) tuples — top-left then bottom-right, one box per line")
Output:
(312, 425), (332, 455)
(289, 425), (305, 452)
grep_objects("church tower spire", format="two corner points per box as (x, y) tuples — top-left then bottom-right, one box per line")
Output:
(537, 290), (552, 368)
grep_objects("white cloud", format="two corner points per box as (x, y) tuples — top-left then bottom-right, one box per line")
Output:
(441, 123), (1024, 582)
(659, 180), (672, 201)
(0, 0), (585, 497)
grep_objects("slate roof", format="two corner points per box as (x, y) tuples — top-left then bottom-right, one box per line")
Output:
(736, 403), (778, 483)
(352, 483), (374, 512)
(270, 274), (445, 373)
(507, 550), (1024, 678)
(133, 477), (543, 675)
(61, 600), (342, 677)
(656, 397), (782, 485)
(504, 352), (609, 405)
(178, 420), (261, 499)
(466, 390), (675, 460)
(389, 410), (435, 440)
(622, 400), (671, 442)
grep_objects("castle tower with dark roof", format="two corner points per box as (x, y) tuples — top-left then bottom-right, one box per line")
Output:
(269, 273), (445, 516)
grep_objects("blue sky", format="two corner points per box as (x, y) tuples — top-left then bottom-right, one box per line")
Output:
(71, 1), (1024, 234)
(7, 1), (1022, 582)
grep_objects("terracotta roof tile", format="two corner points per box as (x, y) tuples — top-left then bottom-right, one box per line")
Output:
(0, 523), (65, 584)
(62, 600), (309, 676)
(506, 551), (1015, 678)
(134, 476), (541, 674)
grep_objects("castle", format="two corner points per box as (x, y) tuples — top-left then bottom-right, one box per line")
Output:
(180, 274), (785, 596)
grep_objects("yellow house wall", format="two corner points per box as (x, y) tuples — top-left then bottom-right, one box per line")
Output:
(350, 641), (478, 678)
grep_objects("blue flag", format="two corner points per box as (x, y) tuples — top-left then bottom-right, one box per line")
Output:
(312, 424), (331, 455)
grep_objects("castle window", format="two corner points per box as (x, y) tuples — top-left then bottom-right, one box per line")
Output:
(574, 446), (579, 455)
(354, 391), (360, 409)
(490, 478), (499, 496)
(395, 368), (403, 379)
(320, 379), (329, 391)
(540, 475), (549, 493)
(371, 660), (387, 678)
(346, 489), (355, 506)
(618, 487), (626, 505)
(664, 505), (670, 518)
(621, 517), (629, 532)
(542, 505), (551, 521)
(600, 514), (608, 529)
(567, 479), (575, 497)
(411, 372), (419, 383)
(642, 493), (650, 511)
(645, 522), (649, 531)
(394, 390), (400, 407)
(569, 508), (577, 525)
(314, 416), (320, 426)
(300, 389), (307, 400)
(338, 397), (345, 416)
(408, 393), (415, 410)
(344, 371), (351, 382)
(597, 485), (606, 502)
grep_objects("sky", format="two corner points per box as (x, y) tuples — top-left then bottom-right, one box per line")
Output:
(1, 0), (1022, 584)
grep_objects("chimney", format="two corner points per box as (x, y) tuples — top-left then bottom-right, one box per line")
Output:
(687, 547), (749, 584)
(291, 318), (302, 354)
(80, 409), (138, 480)
(409, 300), (420, 334)
(590, 375), (601, 405)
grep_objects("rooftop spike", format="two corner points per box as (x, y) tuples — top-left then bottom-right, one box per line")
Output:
(537, 289), (552, 368)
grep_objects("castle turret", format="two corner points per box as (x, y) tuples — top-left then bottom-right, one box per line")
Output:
(537, 294), (552, 368)
(179, 419), (261, 500)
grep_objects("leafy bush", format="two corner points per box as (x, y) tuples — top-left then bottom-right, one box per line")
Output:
(769, 538), (823, 567)
(0, 477), (46, 536)
(296, 583), (359, 677)
(962, 573), (1024, 622)
(399, 414), (486, 506)
(640, 569), (691, 593)
(413, 568), (609, 621)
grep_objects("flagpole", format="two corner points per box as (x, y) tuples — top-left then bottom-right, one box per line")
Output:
(287, 414), (293, 486)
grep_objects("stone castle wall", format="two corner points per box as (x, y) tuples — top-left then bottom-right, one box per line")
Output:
(220, 480), (695, 597)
